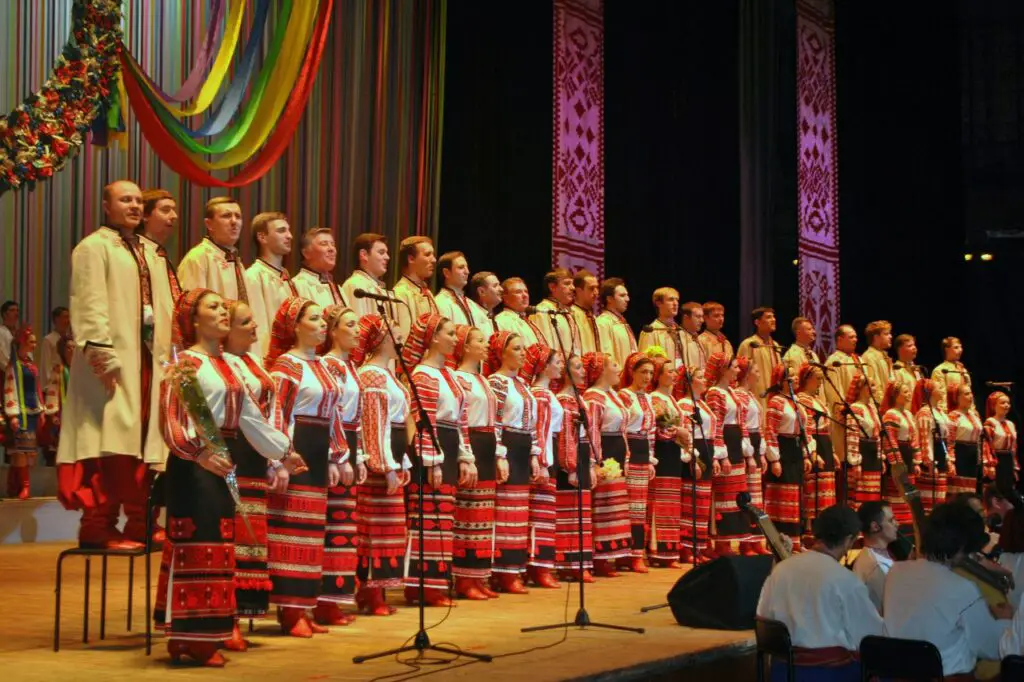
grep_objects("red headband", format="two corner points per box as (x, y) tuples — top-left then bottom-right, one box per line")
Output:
(401, 313), (446, 369)
(619, 351), (651, 390)
(446, 324), (474, 369)
(911, 378), (934, 414)
(485, 330), (516, 376)
(583, 351), (608, 388)
(352, 314), (388, 367)
(704, 351), (728, 386)
(171, 288), (213, 350)
(521, 343), (555, 384)
(987, 391), (1010, 418)
(267, 297), (315, 368)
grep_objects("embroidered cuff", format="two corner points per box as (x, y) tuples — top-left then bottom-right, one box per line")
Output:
(495, 442), (508, 459)
(766, 445), (781, 463)
(84, 343), (121, 377)
(713, 445), (729, 461)
(741, 438), (754, 459)
(846, 453), (862, 467)
(759, 438), (767, 456)
(680, 446), (693, 463)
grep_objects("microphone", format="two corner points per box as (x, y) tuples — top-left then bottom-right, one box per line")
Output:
(987, 381), (1014, 389)
(641, 325), (655, 334)
(527, 307), (571, 316)
(750, 340), (783, 351)
(353, 288), (400, 302)
(941, 369), (964, 375)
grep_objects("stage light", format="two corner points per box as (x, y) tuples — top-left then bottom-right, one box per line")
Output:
(964, 253), (974, 261)
(792, 259), (798, 266)
(980, 253), (994, 261)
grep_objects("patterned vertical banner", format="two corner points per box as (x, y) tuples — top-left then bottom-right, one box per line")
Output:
(796, 0), (839, 356)
(552, 0), (605, 280)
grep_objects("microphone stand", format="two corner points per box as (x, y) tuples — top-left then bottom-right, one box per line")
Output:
(354, 302), (492, 664)
(784, 377), (816, 544)
(812, 362), (865, 507)
(926, 399), (950, 513)
(522, 314), (644, 635)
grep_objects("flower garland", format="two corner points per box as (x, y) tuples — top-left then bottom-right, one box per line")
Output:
(0, 0), (123, 195)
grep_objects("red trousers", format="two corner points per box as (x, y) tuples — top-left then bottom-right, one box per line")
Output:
(59, 456), (152, 545)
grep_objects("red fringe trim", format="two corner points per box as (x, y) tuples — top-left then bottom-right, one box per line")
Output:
(234, 577), (274, 592)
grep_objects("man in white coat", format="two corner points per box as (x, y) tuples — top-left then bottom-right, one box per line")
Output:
(244, 212), (296, 355)
(340, 232), (392, 319)
(177, 196), (249, 302)
(57, 180), (168, 549)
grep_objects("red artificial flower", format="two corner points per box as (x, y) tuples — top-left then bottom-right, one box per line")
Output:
(51, 138), (69, 156)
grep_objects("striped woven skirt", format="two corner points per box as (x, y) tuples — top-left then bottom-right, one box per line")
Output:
(625, 435), (652, 557)
(713, 425), (751, 542)
(648, 439), (682, 562)
(528, 467), (557, 569)
(747, 432), (764, 508)
(918, 436), (949, 514)
(555, 443), (593, 572)
(405, 425), (459, 591)
(153, 448), (236, 642)
(853, 439), (882, 509)
(803, 434), (836, 524)
(356, 428), (408, 588)
(320, 429), (359, 605)
(454, 428), (497, 579)
(493, 430), (532, 574)
(592, 434), (632, 561)
(230, 433), (273, 617)
(680, 438), (713, 551)
(764, 434), (803, 539)
(883, 441), (916, 533)
(268, 418), (330, 610)
(949, 441), (981, 496)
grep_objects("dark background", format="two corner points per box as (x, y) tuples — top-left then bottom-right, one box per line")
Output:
(439, 0), (1024, 408)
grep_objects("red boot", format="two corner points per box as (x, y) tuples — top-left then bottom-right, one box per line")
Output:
(593, 560), (620, 578)
(279, 608), (313, 638)
(628, 557), (649, 574)
(741, 541), (760, 557)
(169, 640), (226, 667)
(492, 573), (529, 594)
(404, 586), (455, 606)
(224, 622), (248, 652)
(527, 566), (561, 588)
(312, 602), (351, 626)
(16, 466), (30, 500)
(356, 587), (395, 616)
(455, 577), (488, 600)
(475, 578), (500, 598)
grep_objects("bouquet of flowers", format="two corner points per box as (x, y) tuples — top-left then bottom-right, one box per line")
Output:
(598, 458), (622, 481)
(654, 402), (680, 431)
(169, 357), (253, 539)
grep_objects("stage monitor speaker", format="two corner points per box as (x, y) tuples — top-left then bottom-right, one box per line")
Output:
(667, 555), (773, 630)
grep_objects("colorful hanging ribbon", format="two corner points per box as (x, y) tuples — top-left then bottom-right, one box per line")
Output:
(143, 0), (226, 103)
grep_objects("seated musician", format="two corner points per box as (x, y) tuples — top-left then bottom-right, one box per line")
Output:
(998, 507), (1024, 612)
(884, 502), (1012, 681)
(757, 505), (885, 682)
(851, 501), (898, 613)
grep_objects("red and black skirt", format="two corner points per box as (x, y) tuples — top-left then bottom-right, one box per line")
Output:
(494, 429), (532, 574)
(454, 427), (497, 579)
(883, 441), (916, 534)
(268, 417), (330, 610)
(230, 432), (273, 617)
(357, 428), (408, 588)
(680, 438), (713, 551)
(804, 433), (836, 522)
(747, 432), (764, 508)
(405, 424), (459, 591)
(950, 441), (981, 496)
(555, 442), (593, 572)
(625, 435), (652, 556)
(854, 439), (882, 507)
(592, 433), (633, 561)
(320, 428), (359, 605)
(713, 425), (751, 541)
(918, 435), (949, 514)
(528, 464), (557, 570)
(153, 451), (236, 643)
(648, 438), (682, 562)
(764, 434), (804, 538)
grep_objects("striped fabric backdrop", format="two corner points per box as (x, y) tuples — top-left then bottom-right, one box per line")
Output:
(0, 0), (446, 335)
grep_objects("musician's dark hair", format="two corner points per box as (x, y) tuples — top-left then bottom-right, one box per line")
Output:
(812, 505), (861, 549)
(751, 307), (775, 324)
(1, 301), (18, 316)
(923, 501), (988, 561)
(600, 277), (626, 308)
(857, 501), (891, 535)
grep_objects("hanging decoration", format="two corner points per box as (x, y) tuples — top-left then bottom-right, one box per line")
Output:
(0, 0), (123, 196)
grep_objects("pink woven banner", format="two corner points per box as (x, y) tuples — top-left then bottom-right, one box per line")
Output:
(797, 0), (840, 356)
(552, 0), (605, 280)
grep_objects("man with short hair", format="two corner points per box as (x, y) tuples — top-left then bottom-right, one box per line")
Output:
(292, 227), (347, 309)
(595, 277), (637, 368)
(494, 277), (543, 346)
(932, 337), (972, 415)
(57, 180), (168, 549)
(0, 300), (20, 370)
(825, 325), (863, 473)
(435, 251), (474, 326)
(245, 212), (297, 354)
(529, 268), (581, 356)
(468, 271), (501, 340)
(861, 321), (894, 406)
(737, 307), (781, 408)
(884, 502), (1010, 678)
(393, 235), (439, 339)
(177, 196), (248, 302)
(757, 504), (885, 681)
(639, 288), (680, 367)
(892, 334), (923, 391)
(783, 317), (824, 403)
(698, 301), (733, 361)
(851, 501), (898, 612)
(570, 270), (601, 354)
(340, 232), (391, 319)
(37, 306), (71, 380)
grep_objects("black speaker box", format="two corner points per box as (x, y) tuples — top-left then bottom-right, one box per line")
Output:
(667, 555), (773, 630)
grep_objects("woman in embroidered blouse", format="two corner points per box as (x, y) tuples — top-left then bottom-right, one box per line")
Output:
(734, 357), (770, 556)
(43, 334), (73, 468)
(704, 352), (752, 557)
(796, 365), (836, 531)
(554, 353), (596, 582)
(4, 326), (43, 500)
(220, 300), (292, 648)
(157, 289), (291, 666)
(880, 379), (920, 536)
(618, 352), (658, 573)
(451, 325), (501, 600)
(648, 357), (691, 568)
(524, 343), (565, 589)
(677, 366), (714, 563)
(947, 383), (985, 496)
(353, 314), (411, 616)
(763, 364), (812, 552)
(486, 330), (538, 594)
(985, 391), (1018, 498)
(265, 297), (349, 638)
(403, 312), (475, 607)
(317, 305), (367, 624)
(846, 372), (883, 509)
(583, 351), (633, 577)
(913, 378), (950, 514)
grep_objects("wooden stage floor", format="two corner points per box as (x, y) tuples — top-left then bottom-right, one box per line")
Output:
(2, 542), (754, 681)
